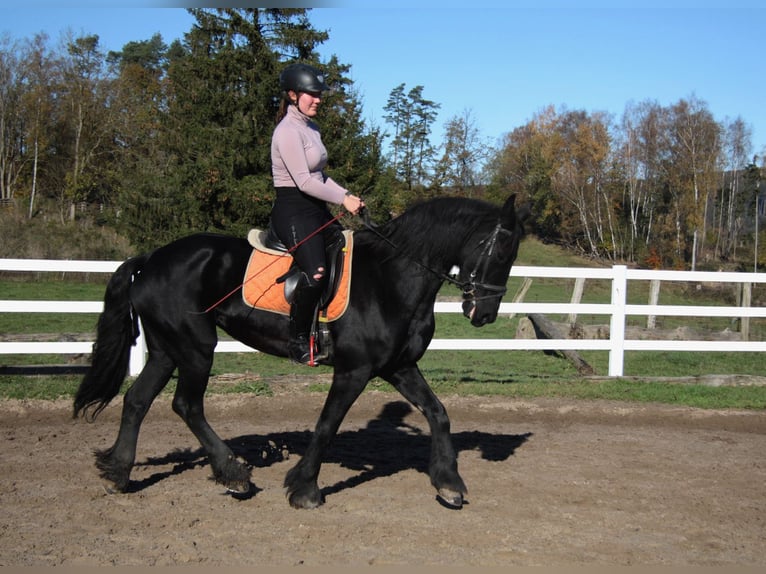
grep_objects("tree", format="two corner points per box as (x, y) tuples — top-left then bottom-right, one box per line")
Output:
(102, 34), (174, 238)
(549, 109), (614, 258)
(485, 106), (558, 238)
(382, 83), (440, 191)
(382, 83), (406, 175)
(58, 34), (117, 222)
(113, 8), (379, 250)
(118, 8), (286, 247)
(107, 34), (170, 168)
(20, 33), (58, 219)
(716, 117), (752, 261)
(616, 99), (674, 263)
(0, 37), (17, 203)
(409, 85), (440, 188)
(743, 158), (762, 270)
(435, 108), (491, 194)
(0, 34), (24, 206)
(665, 96), (721, 269)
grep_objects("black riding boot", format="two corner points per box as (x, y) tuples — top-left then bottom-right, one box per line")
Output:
(288, 282), (322, 366)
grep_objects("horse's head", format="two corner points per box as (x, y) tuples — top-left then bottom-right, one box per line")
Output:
(459, 194), (529, 327)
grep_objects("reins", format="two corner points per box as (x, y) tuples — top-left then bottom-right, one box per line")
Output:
(201, 203), (511, 315)
(359, 209), (456, 286)
(359, 209), (511, 302)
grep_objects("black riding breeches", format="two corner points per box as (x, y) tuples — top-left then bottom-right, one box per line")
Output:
(269, 187), (342, 289)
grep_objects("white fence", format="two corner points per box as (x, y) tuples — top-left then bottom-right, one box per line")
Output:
(2, 258), (766, 377)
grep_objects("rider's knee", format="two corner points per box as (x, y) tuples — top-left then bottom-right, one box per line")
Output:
(304, 266), (326, 289)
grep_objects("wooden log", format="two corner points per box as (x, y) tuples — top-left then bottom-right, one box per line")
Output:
(507, 277), (533, 319)
(527, 313), (595, 375)
(567, 277), (585, 324)
(741, 282), (752, 342)
(647, 279), (661, 329)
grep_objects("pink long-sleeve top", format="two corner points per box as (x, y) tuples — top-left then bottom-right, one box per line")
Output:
(271, 105), (347, 204)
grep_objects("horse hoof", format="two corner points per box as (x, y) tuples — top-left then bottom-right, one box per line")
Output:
(286, 487), (324, 510)
(224, 481), (252, 495)
(290, 497), (321, 510)
(436, 488), (464, 509)
(101, 480), (124, 495)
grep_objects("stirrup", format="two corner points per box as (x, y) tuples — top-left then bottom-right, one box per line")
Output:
(288, 334), (319, 367)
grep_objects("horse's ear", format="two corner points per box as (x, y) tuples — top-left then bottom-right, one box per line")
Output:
(503, 194), (516, 210)
(501, 194), (530, 227)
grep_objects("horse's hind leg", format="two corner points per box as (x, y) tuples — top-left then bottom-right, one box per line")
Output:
(96, 351), (176, 492)
(383, 364), (467, 508)
(171, 354), (252, 494)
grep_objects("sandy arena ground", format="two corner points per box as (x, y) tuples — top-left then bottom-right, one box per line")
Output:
(1, 383), (764, 567)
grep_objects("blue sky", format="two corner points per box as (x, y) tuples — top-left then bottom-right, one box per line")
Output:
(4, 0), (765, 156)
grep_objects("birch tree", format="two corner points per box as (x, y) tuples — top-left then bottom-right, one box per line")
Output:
(717, 117), (752, 260)
(21, 33), (58, 218)
(666, 96), (720, 269)
(0, 35), (23, 205)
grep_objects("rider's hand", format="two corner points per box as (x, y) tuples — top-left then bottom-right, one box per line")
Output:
(342, 193), (365, 215)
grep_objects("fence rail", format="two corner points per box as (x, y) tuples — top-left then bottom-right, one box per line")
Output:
(2, 258), (765, 377)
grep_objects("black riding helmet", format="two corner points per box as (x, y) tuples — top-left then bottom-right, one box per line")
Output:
(279, 63), (329, 94)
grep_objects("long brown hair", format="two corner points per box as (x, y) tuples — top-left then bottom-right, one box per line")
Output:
(275, 93), (296, 125)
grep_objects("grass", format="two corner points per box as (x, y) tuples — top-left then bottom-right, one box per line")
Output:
(2, 348), (763, 409)
(2, 236), (765, 409)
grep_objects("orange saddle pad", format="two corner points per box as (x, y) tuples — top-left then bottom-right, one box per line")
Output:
(242, 230), (353, 322)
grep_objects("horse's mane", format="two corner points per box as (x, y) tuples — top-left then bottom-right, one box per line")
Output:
(372, 196), (500, 262)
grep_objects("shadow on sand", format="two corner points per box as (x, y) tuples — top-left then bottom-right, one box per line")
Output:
(127, 400), (531, 501)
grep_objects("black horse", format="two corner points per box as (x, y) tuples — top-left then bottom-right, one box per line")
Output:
(73, 194), (527, 509)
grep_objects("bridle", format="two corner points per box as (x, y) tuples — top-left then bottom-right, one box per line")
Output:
(458, 223), (514, 305)
(361, 211), (514, 305)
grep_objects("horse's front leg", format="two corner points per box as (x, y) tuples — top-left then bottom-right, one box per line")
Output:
(284, 367), (369, 509)
(383, 364), (467, 508)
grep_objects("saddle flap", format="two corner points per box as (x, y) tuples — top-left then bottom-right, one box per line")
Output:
(277, 266), (302, 305)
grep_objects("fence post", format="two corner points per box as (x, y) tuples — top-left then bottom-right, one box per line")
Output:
(129, 320), (147, 376)
(608, 265), (627, 376)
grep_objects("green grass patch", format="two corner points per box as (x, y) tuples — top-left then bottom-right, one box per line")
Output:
(0, 374), (84, 401)
(2, 349), (764, 410)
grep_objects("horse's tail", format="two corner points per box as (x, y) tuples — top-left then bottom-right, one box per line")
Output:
(73, 254), (147, 421)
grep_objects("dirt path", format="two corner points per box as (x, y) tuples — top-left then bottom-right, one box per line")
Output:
(1, 388), (764, 566)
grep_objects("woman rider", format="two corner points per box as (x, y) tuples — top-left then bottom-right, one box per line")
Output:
(270, 63), (364, 365)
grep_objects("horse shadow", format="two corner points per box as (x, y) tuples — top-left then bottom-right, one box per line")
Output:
(129, 400), (531, 501)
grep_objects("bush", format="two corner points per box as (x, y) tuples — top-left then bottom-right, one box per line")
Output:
(0, 208), (134, 261)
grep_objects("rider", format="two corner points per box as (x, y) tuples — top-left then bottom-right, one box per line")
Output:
(270, 62), (364, 365)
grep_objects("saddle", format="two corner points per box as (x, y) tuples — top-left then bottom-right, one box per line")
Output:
(243, 226), (353, 322)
